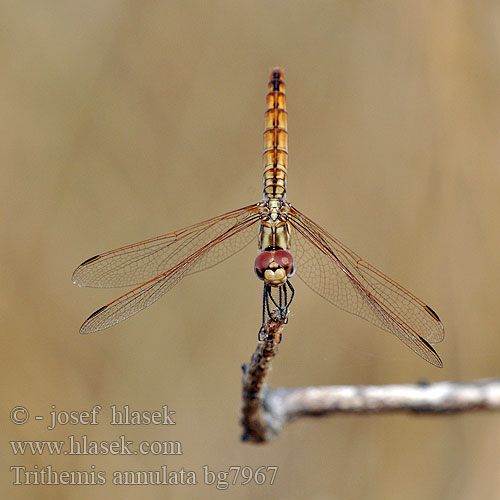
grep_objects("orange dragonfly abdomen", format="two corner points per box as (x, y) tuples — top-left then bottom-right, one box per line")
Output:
(263, 68), (288, 200)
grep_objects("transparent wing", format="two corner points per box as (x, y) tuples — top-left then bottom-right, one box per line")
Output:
(287, 205), (444, 367)
(78, 209), (260, 333)
(73, 204), (260, 288)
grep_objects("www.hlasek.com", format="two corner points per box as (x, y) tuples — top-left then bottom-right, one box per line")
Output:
(10, 465), (279, 488)
(10, 434), (183, 456)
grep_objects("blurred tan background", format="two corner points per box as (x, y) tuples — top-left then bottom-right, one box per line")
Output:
(2, 1), (500, 499)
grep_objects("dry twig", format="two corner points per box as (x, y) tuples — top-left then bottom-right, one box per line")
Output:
(240, 310), (287, 442)
(240, 311), (500, 443)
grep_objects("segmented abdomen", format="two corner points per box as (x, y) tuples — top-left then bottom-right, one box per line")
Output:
(263, 68), (288, 200)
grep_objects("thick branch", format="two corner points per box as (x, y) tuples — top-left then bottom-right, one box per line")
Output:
(240, 313), (500, 443)
(265, 379), (500, 422)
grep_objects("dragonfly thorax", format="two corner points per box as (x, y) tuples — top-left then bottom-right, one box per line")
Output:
(258, 200), (291, 250)
(254, 249), (295, 287)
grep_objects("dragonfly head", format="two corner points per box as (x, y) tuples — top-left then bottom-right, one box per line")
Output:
(254, 248), (295, 286)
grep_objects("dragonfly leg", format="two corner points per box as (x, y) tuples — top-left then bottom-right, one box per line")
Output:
(261, 280), (295, 326)
(260, 284), (273, 340)
(286, 280), (295, 305)
(262, 285), (270, 325)
(267, 285), (281, 310)
(281, 282), (288, 322)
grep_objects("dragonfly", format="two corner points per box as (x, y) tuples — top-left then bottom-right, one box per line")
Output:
(73, 68), (444, 367)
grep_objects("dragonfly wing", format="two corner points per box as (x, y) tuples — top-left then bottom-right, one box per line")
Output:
(79, 210), (260, 333)
(287, 205), (444, 367)
(73, 204), (260, 288)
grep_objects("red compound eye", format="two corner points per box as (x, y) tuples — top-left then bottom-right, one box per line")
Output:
(273, 249), (295, 276)
(254, 249), (296, 281)
(254, 251), (274, 280)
